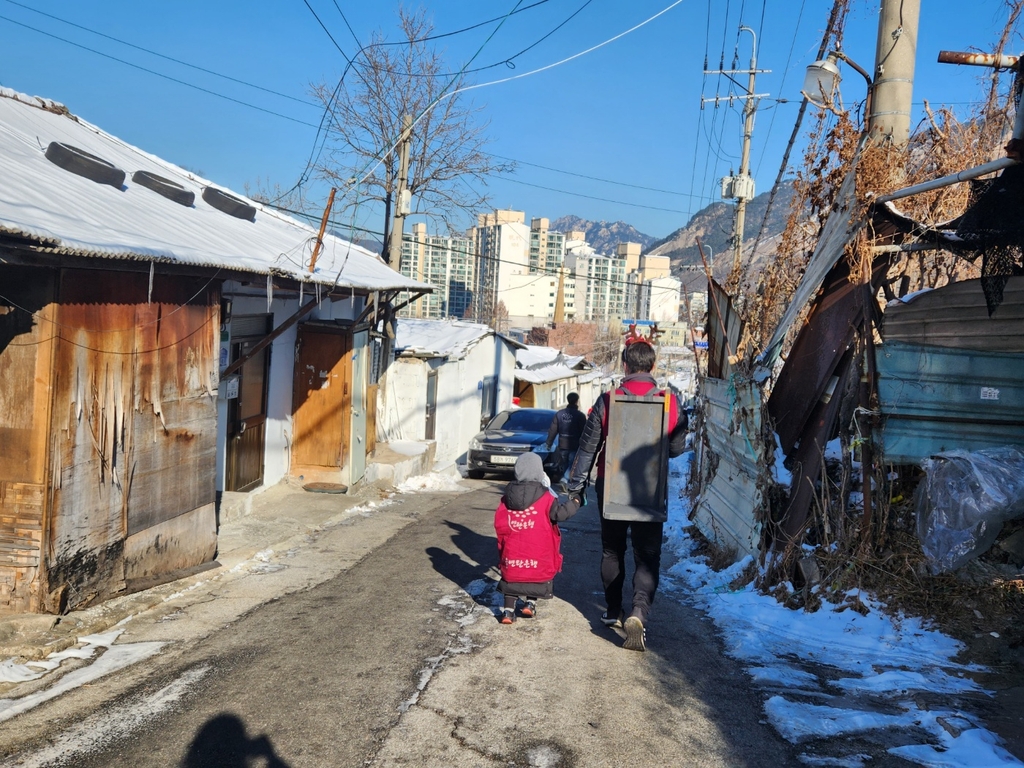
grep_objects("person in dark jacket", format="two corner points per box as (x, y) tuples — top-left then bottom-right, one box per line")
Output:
(494, 452), (581, 624)
(566, 333), (688, 651)
(545, 392), (587, 485)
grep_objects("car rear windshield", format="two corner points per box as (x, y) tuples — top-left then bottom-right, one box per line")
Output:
(493, 410), (553, 432)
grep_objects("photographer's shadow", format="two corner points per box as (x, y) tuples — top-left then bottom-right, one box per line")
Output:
(182, 713), (290, 768)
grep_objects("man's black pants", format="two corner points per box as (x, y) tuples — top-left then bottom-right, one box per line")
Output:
(596, 481), (662, 623)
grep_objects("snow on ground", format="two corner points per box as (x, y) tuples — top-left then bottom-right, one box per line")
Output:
(664, 452), (1023, 767)
(387, 440), (430, 456)
(396, 472), (466, 494)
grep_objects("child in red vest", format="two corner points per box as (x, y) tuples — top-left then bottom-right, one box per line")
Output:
(494, 452), (581, 623)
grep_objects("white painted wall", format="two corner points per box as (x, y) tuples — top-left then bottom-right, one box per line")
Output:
(378, 335), (518, 466)
(216, 286), (364, 493)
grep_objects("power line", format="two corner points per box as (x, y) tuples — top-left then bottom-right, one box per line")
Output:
(0, 0), (315, 107)
(300, 0), (352, 63)
(0, 13), (320, 126)
(500, 177), (695, 215)
(488, 153), (707, 200)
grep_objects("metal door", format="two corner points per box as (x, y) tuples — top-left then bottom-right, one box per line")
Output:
(226, 318), (271, 492)
(291, 326), (349, 471)
(349, 329), (369, 483)
(425, 369), (438, 440)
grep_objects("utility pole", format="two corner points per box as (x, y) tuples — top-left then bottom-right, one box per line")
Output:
(387, 114), (413, 269)
(703, 26), (770, 288)
(867, 0), (920, 143)
(553, 268), (566, 324)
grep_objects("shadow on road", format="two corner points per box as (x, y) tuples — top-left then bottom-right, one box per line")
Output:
(182, 713), (291, 768)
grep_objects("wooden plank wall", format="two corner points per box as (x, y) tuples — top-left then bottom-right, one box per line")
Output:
(0, 266), (56, 613)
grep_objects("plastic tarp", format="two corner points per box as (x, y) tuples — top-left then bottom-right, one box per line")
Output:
(916, 446), (1024, 574)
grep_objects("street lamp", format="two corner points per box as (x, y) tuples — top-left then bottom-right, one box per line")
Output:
(802, 51), (873, 116)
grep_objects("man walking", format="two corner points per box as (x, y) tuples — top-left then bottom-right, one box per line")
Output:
(566, 330), (687, 652)
(545, 392), (586, 487)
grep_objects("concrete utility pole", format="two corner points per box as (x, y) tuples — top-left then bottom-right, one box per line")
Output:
(704, 27), (770, 286)
(867, 0), (920, 143)
(387, 114), (413, 269)
(553, 268), (566, 324)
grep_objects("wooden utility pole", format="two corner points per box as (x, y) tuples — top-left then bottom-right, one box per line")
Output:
(387, 114), (413, 269)
(308, 187), (336, 273)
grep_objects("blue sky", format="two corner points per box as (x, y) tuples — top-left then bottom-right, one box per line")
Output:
(0, 1), (1019, 241)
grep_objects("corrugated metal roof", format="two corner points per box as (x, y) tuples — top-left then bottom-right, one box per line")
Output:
(0, 88), (430, 293)
(882, 276), (1024, 353)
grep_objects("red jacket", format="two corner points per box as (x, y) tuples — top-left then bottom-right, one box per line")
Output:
(494, 488), (563, 583)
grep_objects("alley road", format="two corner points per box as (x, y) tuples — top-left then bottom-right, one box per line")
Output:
(2, 482), (796, 767)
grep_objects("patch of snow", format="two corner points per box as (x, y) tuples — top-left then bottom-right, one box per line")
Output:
(397, 472), (465, 493)
(388, 440), (429, 456)
(662, 449), (1020, 765)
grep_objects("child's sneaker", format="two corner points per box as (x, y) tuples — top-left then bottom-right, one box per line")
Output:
(498, 609), (516, 624)
(623, 616), (646, 652)
(601, 610), (624, 628)
(519, 600), (537, 618)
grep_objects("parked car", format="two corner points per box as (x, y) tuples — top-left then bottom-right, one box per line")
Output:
(466, 408), (559, 479)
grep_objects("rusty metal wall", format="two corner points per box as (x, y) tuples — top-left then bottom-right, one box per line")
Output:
(881, 276), (1024, 353)
(692, 376), (764, 559)
(0, 265), (56, 613)
(47, 269), (218, 610)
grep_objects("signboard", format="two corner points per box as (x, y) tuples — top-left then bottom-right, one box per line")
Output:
(621, 319), (656, 326)
(224, 376), (240, 400)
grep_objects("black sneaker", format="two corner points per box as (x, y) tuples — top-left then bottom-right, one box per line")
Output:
(499, 609), (516, 625)
(601, 610), (624, 628)
(519, 600), (537, 618)
(623, 616), (646, 651)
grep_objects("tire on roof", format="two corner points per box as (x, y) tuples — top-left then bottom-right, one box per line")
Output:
(131, 170), (195, 207)
(45, 142), (125, 189)
(202, 187), (256, 221)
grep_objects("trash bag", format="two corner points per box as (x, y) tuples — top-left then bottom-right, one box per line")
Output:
(915, 446), (1024, 574)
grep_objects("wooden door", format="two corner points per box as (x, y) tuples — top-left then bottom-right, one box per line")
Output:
(291, 326), (350, 471)
(226, 322), (271, 492)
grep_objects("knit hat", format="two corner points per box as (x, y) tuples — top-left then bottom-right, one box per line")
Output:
(514, 451), (550, 488)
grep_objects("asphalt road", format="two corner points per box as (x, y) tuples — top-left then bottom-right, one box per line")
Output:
(2, 481), (798, 767)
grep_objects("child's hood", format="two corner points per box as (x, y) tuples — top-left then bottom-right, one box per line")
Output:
(503, 480), (552, 511)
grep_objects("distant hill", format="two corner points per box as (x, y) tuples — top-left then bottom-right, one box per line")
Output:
(646, 182), (796, 285)
(549, 216), (656, 255)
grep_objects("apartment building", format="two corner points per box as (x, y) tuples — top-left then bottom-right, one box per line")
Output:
(469, 209), (530, 321)
(529, 217), (566, 274)
(397, 223), (475, 319)
(640, 275), (682, 323)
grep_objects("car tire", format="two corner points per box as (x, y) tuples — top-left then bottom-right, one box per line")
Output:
(44, 142), (125, 189)
(132, 170), (195, 206)
(202, 186), (256, 221)
(467, 469), (485, 479)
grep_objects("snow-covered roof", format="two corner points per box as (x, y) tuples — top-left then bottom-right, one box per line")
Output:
(515, 363), (579, 384)
(0, 89), (429, 293)
(514, 344), (588, 383)
(516, 345), (585, 370)
(395, 318), (493, 360)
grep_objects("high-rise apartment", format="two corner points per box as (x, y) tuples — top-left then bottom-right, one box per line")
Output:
(397, 223), (474, 319)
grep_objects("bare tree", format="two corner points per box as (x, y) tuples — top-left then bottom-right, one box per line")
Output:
(311, 8), (511, 261)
